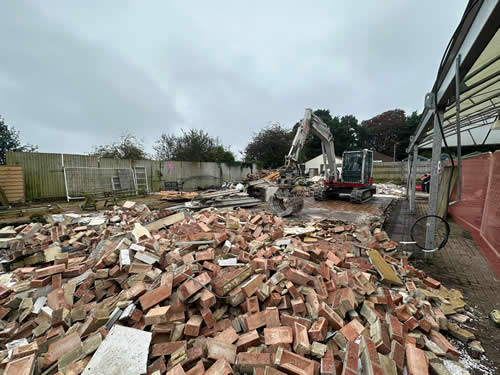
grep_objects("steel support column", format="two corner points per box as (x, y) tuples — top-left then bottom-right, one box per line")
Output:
(455, 55), (462, 202)
(425, 110), (444, 251)
(409, 143), (418, 214)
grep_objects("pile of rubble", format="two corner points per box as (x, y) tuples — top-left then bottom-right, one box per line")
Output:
(0, 201), (486, 375)
(375, 184), (406, 197)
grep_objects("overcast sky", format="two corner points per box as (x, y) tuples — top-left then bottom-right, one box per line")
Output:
(1, 1), (467, 158)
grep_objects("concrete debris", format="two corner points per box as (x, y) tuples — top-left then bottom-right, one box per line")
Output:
(82, 325), (151, 375)
(0, 200), (487, 374)
(375, 183), (406, 197)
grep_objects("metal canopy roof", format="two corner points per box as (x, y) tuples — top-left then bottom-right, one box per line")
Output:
(409, 0), (500, 150)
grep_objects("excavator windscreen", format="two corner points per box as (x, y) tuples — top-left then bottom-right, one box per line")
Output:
(342, 151), (364, 183)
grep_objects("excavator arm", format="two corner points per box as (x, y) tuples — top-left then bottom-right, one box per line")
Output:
(285, 108), (338, 182)
(270, 108), (338, 216)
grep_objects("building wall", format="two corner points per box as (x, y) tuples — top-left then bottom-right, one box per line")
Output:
(6, 152), (258, 200)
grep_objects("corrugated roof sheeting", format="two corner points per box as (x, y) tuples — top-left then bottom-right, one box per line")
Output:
(410, 0), (500, 150)
(419, 28), (500, 148)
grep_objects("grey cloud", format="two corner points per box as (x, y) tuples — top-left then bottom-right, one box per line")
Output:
(0, 1), (467, 156)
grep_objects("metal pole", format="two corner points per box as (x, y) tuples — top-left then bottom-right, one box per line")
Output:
(409, 143), (418, 214)
(425, 110), (444, 252)
(455, 54), (462, 202)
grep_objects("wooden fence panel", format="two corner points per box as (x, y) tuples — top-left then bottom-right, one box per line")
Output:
(0, 166), (25, 203)
(6, 152), (261, 199)
(7, 152), (65, 200)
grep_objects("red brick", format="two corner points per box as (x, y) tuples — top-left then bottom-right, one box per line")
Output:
(199, 289), (216, 309)
(293, 322), (310, 355)
(244, 296), (260, 314)
(320, 349), (335, 375)
(139, 284), (172, 311)
(428, 330), (460, 358)
(404, 317), (419, 331)
(405, 344), (428, 375)
(264, 326), (293, 345)
(285, 281), (300, 300)
(318, 302), (344, 330)
(205, 358), (233, 375)
(12, 341), (39, 359)
(245, 311), (267, 331)
(178, 272), (211, 301)
(148, 357), (167, 375)
(186, 361), (205, 375)
(215, 327), (239, 344)
(291, 298), (306, 314)
(4, 354), (36, 375)
(387, 313), (404, 345)
(390, 340), (405, 374)
(196, 248), (215, 261)
(342, 342), (359, 375)
(236, 330), (260, 352)
(275, 348), (315, 375)
(241, 274), (266, 297)
(207, 338), (237, 364)
(423, 277), (440, 289)
(51, 273), (62, 289)
(285, 268), (312, 286)
(152, 341), (187, 357)
(167, 364), (186, 375)
(280, 313), (312, 330)
(360, 336), (383, 375)
(43, 333), (81, 367)
(237, 352), (272, 371)
(124, 281), (147, 300)
(34, 264), (66, 279)
(339, 319), (365, 343)
(308, 317), (327, 342)
(144, 306), (171, 325)
(185, 315), (203, 336)
(30, 277), (51, 288)
(201, 308), (217, 328)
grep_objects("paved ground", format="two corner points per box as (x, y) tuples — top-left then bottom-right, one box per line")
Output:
(386, 196), (500, 373)
(295, 195), (394, 225)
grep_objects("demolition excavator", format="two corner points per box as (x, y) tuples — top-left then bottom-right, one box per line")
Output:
(270, 108), (376, 217)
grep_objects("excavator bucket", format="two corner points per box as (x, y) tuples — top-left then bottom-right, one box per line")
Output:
(270, 187), (304, 217)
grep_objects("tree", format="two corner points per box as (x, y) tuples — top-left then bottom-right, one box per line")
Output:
(291, 110), (364, 161)
(0, 116), (38, 164)
(398, 111), (421, 160)
(154, 129), (235, 163)
(92, 134), (147, 160)
(244, 123), (294, 168)
(361, 109), (406, 158)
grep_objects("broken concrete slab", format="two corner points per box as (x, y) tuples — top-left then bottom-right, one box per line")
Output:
(82, 325), (152, 375)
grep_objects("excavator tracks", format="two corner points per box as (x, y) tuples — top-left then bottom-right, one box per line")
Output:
(313, 189), (328, 201)
(349, 188), (374, 203)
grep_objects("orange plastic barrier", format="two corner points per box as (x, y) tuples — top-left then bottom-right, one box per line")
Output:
(448, 151), (500, 277)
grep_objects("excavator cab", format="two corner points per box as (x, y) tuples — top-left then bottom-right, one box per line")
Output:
(341, 150), (373, 185)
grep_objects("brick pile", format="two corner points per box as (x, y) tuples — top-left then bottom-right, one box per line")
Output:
(0, 201), (481, 374)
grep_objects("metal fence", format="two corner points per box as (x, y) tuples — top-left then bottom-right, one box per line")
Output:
(6, 152), (258, 200)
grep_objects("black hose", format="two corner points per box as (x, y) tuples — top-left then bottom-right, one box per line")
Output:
(410, 214), (450, 251)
